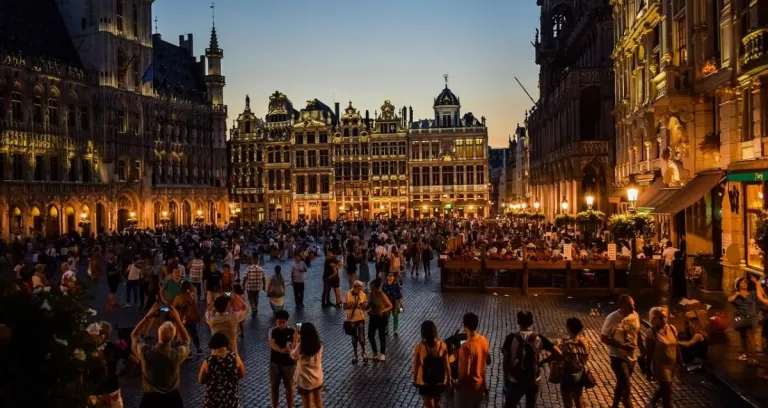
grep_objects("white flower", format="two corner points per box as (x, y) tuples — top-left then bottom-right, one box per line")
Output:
(86, 323), (101, 336)
(42, 286), (51, 293)
(53, 335), (68, 347)
(73, 348), (86, 361)
(87, 308), (97, 316)
(40, 300), (52, 311)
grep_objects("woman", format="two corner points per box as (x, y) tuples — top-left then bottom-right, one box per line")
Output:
(291, 323), (324, 408)
(413, 320), (450, 408)
(173, 281), (203, 356)
(389, 247), (401, 280)
(106, 255), (120, 311)
(381, 272), (403, 336)
(556, 317), (590, 408)
(357, 244), (371, 289)
(678, 312), (708, 365)
(344, 280), (368, 364)
(221, 264), (234, 293)
(266, 265), (286, 312)
(367, 278), (393, 362)
(198, 332), (246, 408)
(642, 307), (682, 408)
(421, 242), (433, 277)
(728, 276), (768, 363)
(89, 321), (128, 408)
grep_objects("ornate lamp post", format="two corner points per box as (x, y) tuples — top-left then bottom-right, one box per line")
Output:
(626, 184), (640, 274)
(160, 210), (170, 228)
(585, 194), (595, 210)
(560, 197), (569, 214)
(127, 211), (138, 230)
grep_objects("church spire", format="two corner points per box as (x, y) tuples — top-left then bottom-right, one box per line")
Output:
(209, 2), (219, 50)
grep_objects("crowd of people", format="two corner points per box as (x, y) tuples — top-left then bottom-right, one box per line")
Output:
(0, 217), (720, 408)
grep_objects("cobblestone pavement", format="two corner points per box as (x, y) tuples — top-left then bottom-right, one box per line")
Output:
(92, 255), (741, 408)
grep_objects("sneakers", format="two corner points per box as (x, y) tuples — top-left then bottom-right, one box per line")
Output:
(738, 354), (748, 361)
(378, 354), (386, 362)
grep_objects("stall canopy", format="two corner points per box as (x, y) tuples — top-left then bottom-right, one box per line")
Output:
(636, 178), (675, 212)
(652, 171), (725, 215)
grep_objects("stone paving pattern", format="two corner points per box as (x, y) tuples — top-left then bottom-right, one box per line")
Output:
(94, 254), (741, 407)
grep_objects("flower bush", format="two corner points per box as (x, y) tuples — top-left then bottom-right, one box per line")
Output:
(576, 209), (606, 225)
(0, 278), (103, 408)
(609, 212), (656, 240)
(555, 214), (576, 228)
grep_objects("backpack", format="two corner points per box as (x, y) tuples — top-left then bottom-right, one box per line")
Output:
(268, 274), (285, 298)
(421, 343), (446, 386)
(510, 332), (539, 384)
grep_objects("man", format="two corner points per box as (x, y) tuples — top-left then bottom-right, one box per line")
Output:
(291, 254), (308, 307)
(455, 312), (490, 408)
(160, 267), (184, 305)
(243, 256), (265, 315)
(233, 238), (242, 279)
(125, 258), (142, 308)
(661, 241), (678, 276)
(186, 254), (205, 300)
(206, 293), (248, 355)
(501, 311), (561, 408)
(268, 309), (296, 408)
(601, 294), (641, 408)
(204, 262), (222, 306)
(375, 239), (388, 279)
(322, 253), (336, 307)
(131, 304), (191, 408)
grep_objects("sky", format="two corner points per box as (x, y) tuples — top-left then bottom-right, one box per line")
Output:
(153, 0), (541, 147)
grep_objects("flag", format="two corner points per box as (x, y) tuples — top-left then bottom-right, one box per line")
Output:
(141, 63), (153, 84)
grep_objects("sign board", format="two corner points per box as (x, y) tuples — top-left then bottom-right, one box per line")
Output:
(721, 233), (731, 257)
(727, 171), (768, 182)
(445, 203), (453, 209)
(563, 243), (572, 260)
(607, 243), (617, 261)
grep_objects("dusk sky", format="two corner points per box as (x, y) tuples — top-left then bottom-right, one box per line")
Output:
(153, 0), (540, 147)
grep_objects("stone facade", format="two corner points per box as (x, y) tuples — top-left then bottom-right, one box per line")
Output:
(528, 0), (615, 219)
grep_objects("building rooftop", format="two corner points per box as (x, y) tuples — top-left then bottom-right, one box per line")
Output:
(152, 35), (207, 103)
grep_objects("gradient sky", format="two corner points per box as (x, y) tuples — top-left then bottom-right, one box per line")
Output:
(153, 0), (540, 147)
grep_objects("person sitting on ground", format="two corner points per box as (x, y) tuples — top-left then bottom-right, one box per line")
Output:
(678, 311), (708, 366)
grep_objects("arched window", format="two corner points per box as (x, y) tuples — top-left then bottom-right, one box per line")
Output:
(352, 127), (359, 136)
(553, 13), (566, 38)
(343, 128), (350, 137)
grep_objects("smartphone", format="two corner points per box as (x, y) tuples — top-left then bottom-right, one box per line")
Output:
(459, 340), (467, 346)
(159, 306), (170, 313)
(295, 322), (302, 330)
(225, 292), (232, 297)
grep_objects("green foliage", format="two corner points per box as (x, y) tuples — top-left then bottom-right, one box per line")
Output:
(0, 278), (103, 408)
(609, 212), (657, 240)
(575, 209), (606, 225)
(555, 213), (576, 227)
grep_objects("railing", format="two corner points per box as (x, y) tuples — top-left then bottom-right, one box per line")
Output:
(409, 185), (488, 194)
(741, 27), (768, 69)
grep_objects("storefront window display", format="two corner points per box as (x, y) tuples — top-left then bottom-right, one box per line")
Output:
(745, 184), (764, 270)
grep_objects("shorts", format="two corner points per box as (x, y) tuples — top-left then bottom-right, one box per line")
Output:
(298, 385), (322, 397)
(329, 276), (340, 288)
(269, 363), (296, 390)
(560, 372), (584, 393)
(418, 385), (446, 397)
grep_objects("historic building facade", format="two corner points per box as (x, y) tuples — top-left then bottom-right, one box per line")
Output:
(505, 124), (531, 209)
(408, 81), (490, 219)
(0, 0), (228, 239)
(333, 102), (370, 220)
(291, 99), (335, 221)
(368, 100), (409, 219)
(611, 0), (768, 289)
(528, 0), (614, 219)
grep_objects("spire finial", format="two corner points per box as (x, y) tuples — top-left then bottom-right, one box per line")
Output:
(443, 73), (449, 88)
(154, 16), (158, 34)
(208, 2), (219, 50)
(211, 2), (216, 27)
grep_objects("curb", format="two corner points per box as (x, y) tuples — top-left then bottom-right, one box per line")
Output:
(641, 318), (761, 408)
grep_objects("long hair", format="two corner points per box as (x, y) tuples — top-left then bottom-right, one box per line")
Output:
(421, 320), (438, 348)
(299, 323), (322, 357)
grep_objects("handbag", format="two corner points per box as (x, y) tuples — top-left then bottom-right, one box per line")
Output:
(734, 314), (753, 331)
(548, 362), (562, 384)
(582, 369), (597, 389)
(343, 302), (359, 336)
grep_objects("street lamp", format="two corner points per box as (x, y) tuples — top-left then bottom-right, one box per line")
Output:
(561, 197), (569, 214)
(585, 194), (595, 210)
(521, 202), (527, 210)
(533, 199), (540, 212)
(627, 186), (639, 212)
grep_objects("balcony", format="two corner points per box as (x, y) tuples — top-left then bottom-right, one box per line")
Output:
(741, 27), (768, 76)
(409, 185), (488, 194)
(206, 75), (226, 85)
(408, 126), (486, 135)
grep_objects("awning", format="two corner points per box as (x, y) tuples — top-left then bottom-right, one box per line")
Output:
(635, 178), (675, 212)
(653, 171), (725, 215)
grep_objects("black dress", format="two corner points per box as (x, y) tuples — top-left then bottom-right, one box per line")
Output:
(204, 352), (240, 408)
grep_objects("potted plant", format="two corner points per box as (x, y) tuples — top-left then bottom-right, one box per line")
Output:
(698, 132), (720, 155)
(576, 209), (606, 225)
(555, 213), (576, 228)
(608, 212), (656, 240)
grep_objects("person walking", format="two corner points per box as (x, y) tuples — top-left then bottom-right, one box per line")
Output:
(291, 322), (324, 408)
(269, 310), (296, 408)
(131, 304), (191, 408)
(367, 278), (393, 362)
(455, 312), (490, 408)
(243, 257), (265, 316)
(173, 281), (204, 356)
(106, 255), (120, 311)
(641, 307), (681, 408)
(358, 244), (371, 289)
(344, 280), (368, 364)
(555, 318), (590, 408)
(413, 320), (451, 408)
(198, 333), (245, 408)
(205, 293), (248, 356)
(291, 254), (308, 308)
(232, 238), (242, 280)
(267, 265), (287, 312)
(600, 294), (640, 408)
(381, 272), (403, 336)
(187, 254), (205, 300)
(125, 258), (142, 308)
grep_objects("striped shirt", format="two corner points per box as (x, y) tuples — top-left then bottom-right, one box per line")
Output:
(243, 265), (265, 292)
(188, 258), (204, 283)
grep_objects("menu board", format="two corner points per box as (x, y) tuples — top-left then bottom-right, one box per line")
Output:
(607, 243), (617, 261)
(563, 243), (572, 260)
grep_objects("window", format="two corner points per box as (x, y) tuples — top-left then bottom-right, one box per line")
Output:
(442, 166), (453, 186)
(117, 160), (126, 181)
(307, 132), (316, 144)
(399, 161), (406, 174)
(116, 0), (124, 31)
(321, 175), (330, 193)
(675, 16), (687, 65)
(422, 167), (430, 186)
(361, 162), (369, 178)
(11, 93), (22, 121)
(296, 151), (305, 168)
(335, 163), (342, 178)
(352, 162), (360, 180)
(411, 143), (419, 159)
(34, 155), (44, 181)
(134, 160), (141, 181)
(285, 170), (291, 189)
(117, 48), (126, 88)
(412, 167), (420, 186)
(295, 133), (303, 144)
(50, 157), (59, 181)
(276, 170), (282, 190)
(372, 143), (379, 156)
(746, 184), (764, 270)
(373, 162), (380, 176)
(320, 150), (329, 166)
(67, 105), (76, 129)
(308, 175), (318, 194)
(467, 165), (475, 185)
(117, 109), (126, 133)
(457, 166), (464, 184)
(82, 159), (91, 182)
(320, 132), (328, 143)
(80, 106), (89, 130)
(12, 154), (24, 180)
(343, 128), (350, 137)
(553, 12), (566, 38)
(477, 167), (485, 185)
(268, 170), (275, 190)
(297, 176), (305, 194)
(432, 166), (440, 185)
(47, 98), (58, 127)
(308, 151), (317, 167)
(284, 150), (290, 163)
(33, 96), (43, 123)
(352, 128), (359, 137)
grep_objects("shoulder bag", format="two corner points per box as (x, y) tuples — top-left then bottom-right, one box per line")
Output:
(343, 299), (360, 336)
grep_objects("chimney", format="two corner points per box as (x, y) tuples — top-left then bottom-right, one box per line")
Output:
(365, 110), (370, 128)
(334, 102), (340, 123)
(408, 106), (413, 127)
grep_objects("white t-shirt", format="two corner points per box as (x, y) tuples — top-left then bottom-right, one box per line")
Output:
(127, 264), (142, 281)
(234, 244), (241, 260)
(600, 310), (640, 362)
(662, 247), (678, 266)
